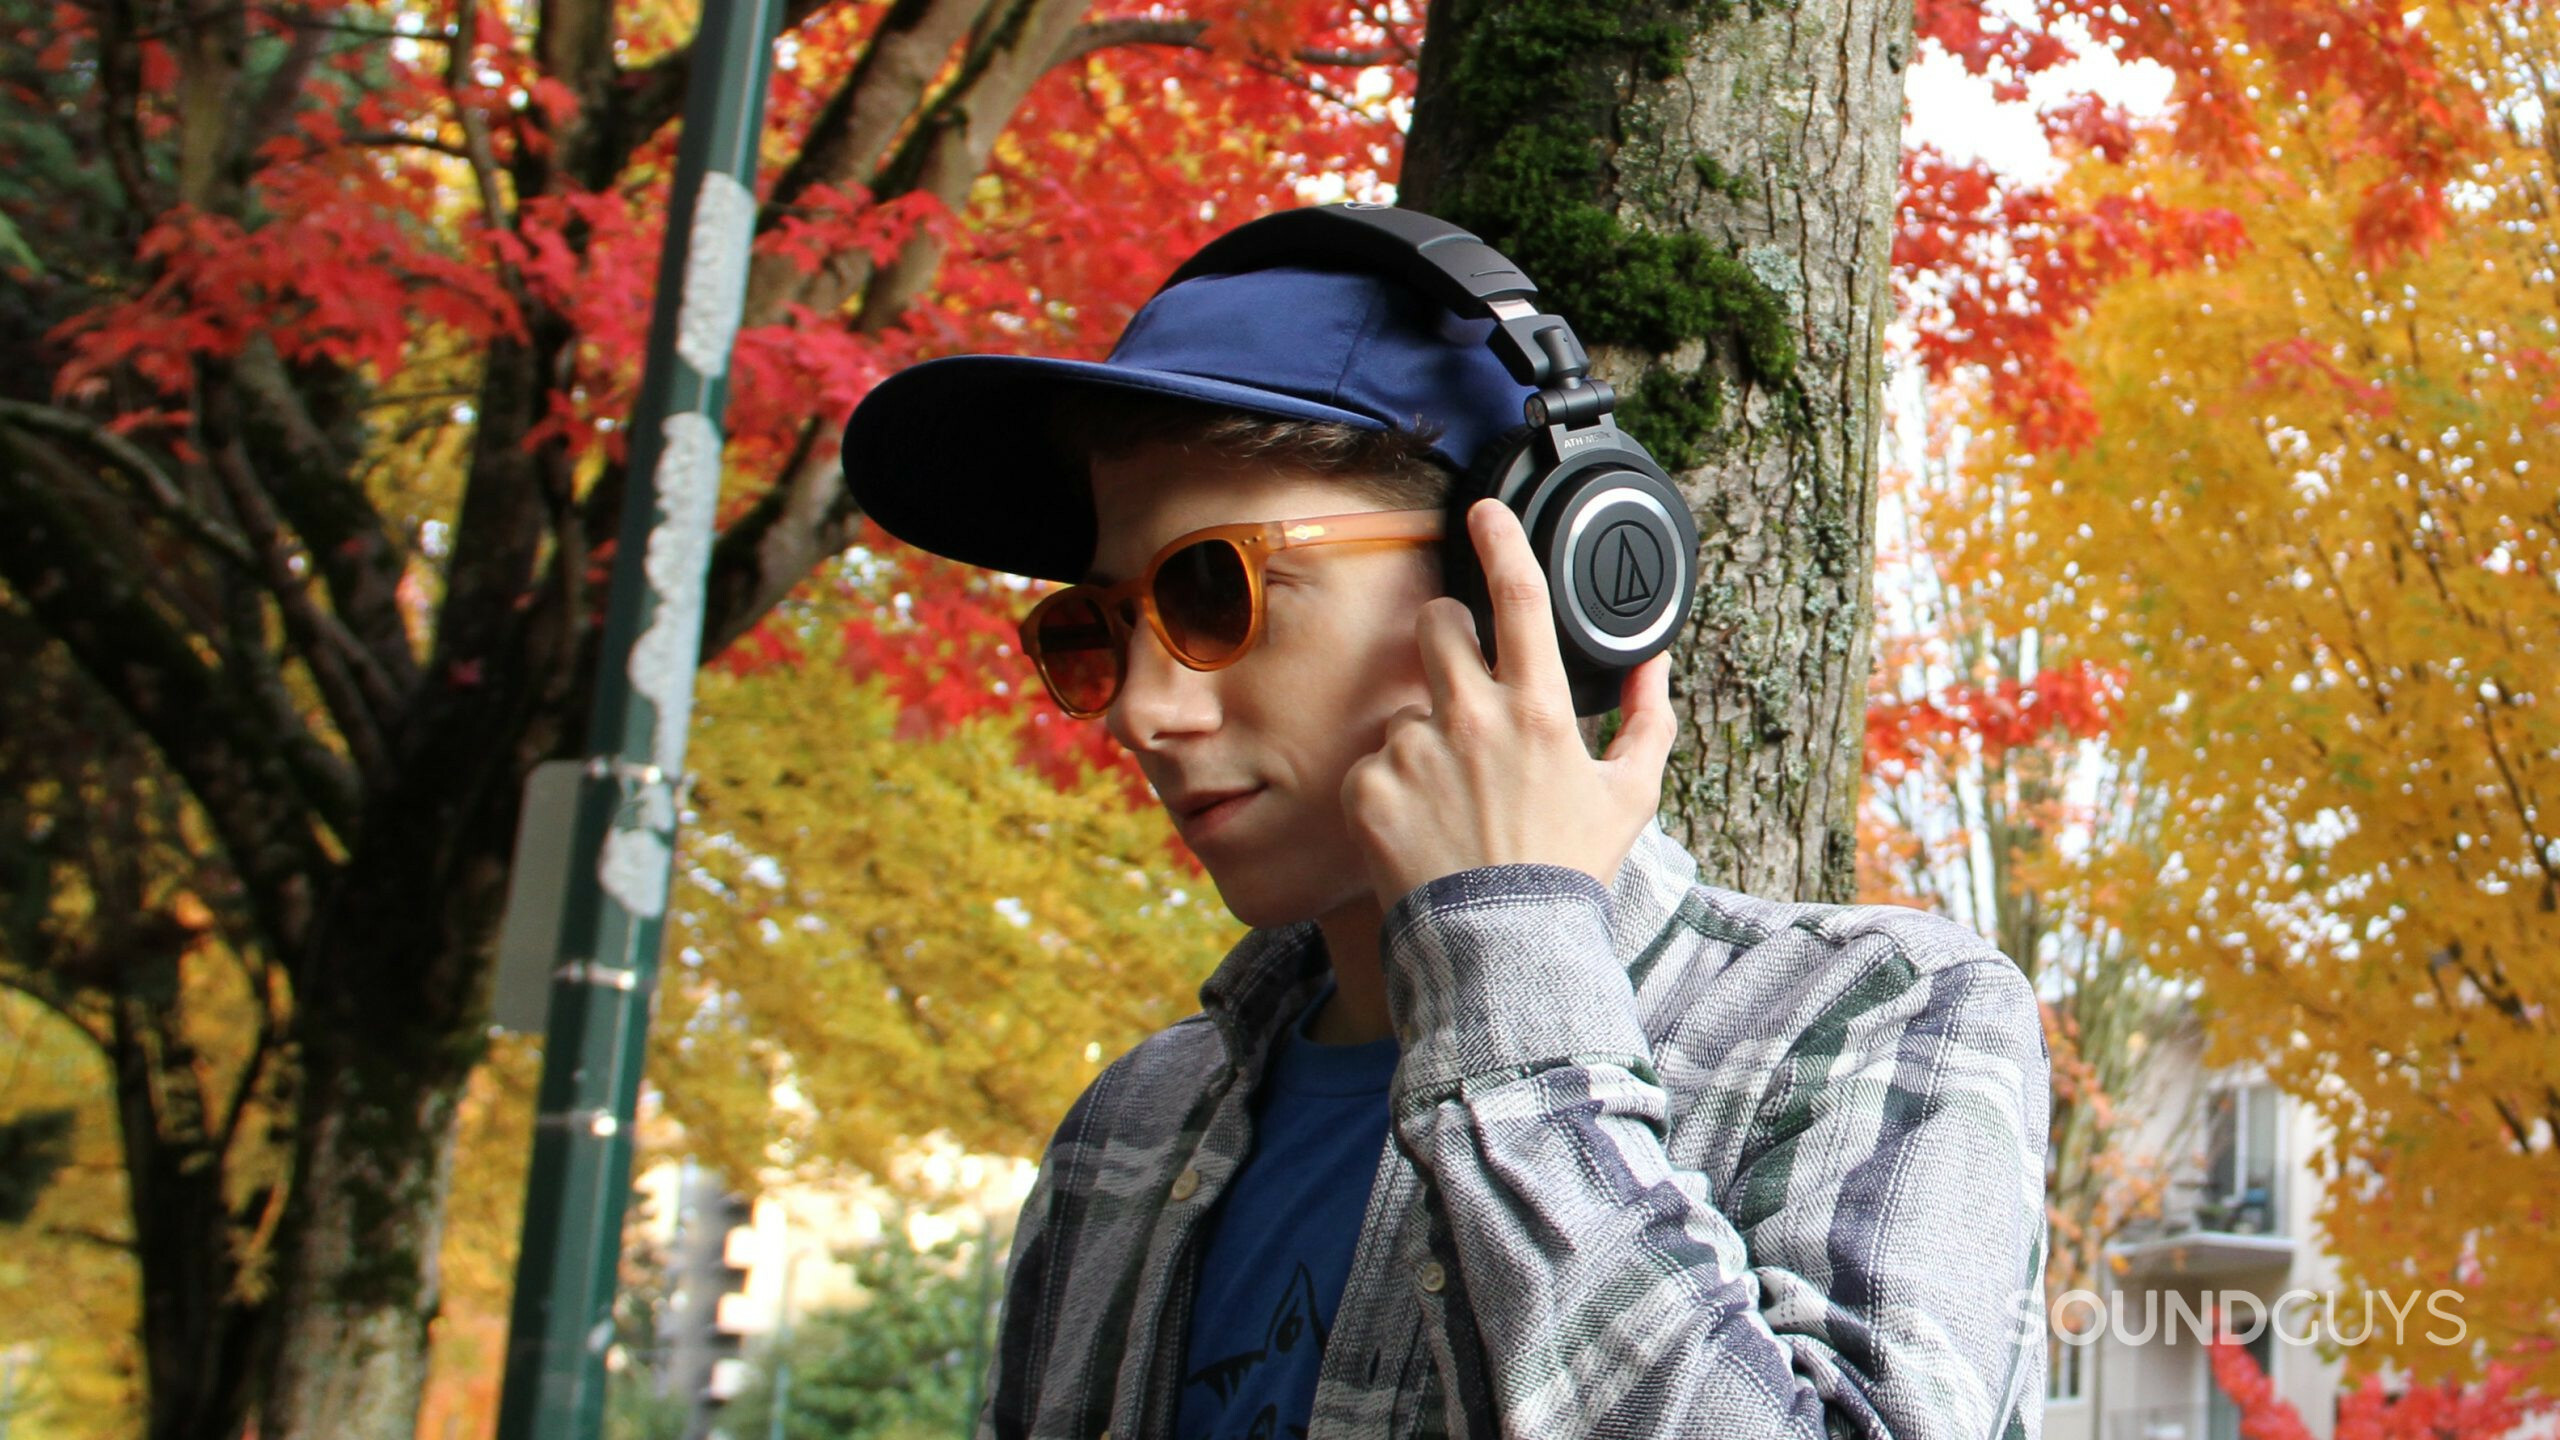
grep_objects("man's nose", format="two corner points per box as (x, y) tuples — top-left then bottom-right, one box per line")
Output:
(1105, 616), (1221, 749)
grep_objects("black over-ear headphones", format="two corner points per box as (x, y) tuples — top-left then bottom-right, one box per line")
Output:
(1157, 202), (1699, 717)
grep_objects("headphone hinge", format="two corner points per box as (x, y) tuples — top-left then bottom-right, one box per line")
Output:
(1491, 313), (1590, 388)
(1526, 378), (1618, 430)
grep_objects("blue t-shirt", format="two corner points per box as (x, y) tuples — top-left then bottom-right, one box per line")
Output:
(1174, 984), (1398, 1440)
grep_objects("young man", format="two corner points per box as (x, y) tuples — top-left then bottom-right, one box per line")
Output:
(841, 229), (2050, 1440)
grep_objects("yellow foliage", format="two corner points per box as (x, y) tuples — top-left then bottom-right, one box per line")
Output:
(425, 566), (1230, 1426)
(0, 994), (141, 1440)
(1953, 4), (2560, 1386)
(656, 580), (1238, 1188)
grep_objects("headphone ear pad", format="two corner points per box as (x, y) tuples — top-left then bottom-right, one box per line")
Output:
(1442, 423), (1541, 665)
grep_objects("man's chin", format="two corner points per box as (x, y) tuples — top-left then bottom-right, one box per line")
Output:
(1197, 862), (1359, 932)
(1200, 874), (1297, 931)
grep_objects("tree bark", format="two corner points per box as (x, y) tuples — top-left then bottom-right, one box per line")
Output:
(1400, 0), (1910, 901)
(253, 746), (542, 1438)
(112, 948), (271, 1440)
(257, 1050), (465, 1440)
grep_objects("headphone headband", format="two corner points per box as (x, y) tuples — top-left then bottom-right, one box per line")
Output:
(1155, 202), (1696, 717)
(1155, 203), (1593, 392)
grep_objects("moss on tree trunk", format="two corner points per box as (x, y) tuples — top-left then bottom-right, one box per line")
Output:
(1402, 0), (1910, 900)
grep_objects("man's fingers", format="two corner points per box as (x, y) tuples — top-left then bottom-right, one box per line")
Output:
(1470, 500), (1570, 704)
(1602, 653), (1676, 773)
(1414, 595), (1486, 716)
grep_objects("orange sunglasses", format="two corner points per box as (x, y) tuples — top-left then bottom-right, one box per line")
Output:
(1017, 507), (1447, 718)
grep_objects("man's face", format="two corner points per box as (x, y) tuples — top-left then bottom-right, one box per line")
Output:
(1087, 439), (1442, 928)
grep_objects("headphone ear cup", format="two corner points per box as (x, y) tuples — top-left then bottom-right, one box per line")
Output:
(1442, 423), (1542, 668)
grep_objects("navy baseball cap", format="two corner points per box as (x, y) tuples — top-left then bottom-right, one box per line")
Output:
(841, 263), (1539, 583)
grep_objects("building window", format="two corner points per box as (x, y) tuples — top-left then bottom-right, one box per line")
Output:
(2202, 1082), (2281, 1234)
(2046, 1326), (2086, 1403)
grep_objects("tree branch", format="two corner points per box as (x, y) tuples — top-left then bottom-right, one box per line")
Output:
(1, 420), (238, 651)
(596, 50), (694, 180)
(739, 0), (999, 331)
(0, 431), (342, 958)
(199, 386), (404, 727)
(227, 348), (424, 702)
(0, 401), (260, 572)
(42, 1224), (137, 1252)
(201, 429), (398, 779)
(698, 420), (860, 659)
(606, 0), (851, 173)
(264, 11), (456, 43)
(94, 0), (160, 225)
(1346, 0), (1421, 65)
(423, 332), (563, 745)
(234, 16), (324, 188)
(213, 992), (285, 1169)
(351, 130), (475, 160)
(1045, 16), (1398, 73)
(447, 0), (518, 237)
(847, 0), (1092, 331)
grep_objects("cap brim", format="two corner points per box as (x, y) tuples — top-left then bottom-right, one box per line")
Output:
(842, 352), (1388, 583)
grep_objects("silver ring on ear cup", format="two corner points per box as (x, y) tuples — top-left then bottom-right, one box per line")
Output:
(1554, 485), (1687, 655)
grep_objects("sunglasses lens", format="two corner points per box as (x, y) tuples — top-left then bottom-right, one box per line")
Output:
(1154, 538), (1253, 663)
(1027, 537), (1255, 714)
(1031, 592), (1120, 713)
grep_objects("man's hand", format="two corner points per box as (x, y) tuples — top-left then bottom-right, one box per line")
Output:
(1342, 498), (1677, 910)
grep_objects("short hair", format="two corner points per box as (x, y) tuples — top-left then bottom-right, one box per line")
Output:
(1042, 388), (1459, 512)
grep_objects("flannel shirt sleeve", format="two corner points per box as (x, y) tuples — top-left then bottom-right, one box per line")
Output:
(1381, 863), (2049, 1440)
(978, 1123), (1062, 1440)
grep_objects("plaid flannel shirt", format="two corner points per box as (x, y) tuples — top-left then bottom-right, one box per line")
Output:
(982, 820), (2050, 1440)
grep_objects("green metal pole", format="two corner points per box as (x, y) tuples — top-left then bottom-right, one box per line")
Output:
(493, 0), (784, 1435)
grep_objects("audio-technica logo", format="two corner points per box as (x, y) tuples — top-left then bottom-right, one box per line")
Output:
(1595, 521), (1664, 616)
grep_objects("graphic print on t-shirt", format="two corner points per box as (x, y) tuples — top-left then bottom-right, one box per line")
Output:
(1173, 977), (1397, 1440)
(1185, 1260), (1328, 1423)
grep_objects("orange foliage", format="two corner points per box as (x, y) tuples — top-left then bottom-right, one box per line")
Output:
(1900, 0), (2482, 454)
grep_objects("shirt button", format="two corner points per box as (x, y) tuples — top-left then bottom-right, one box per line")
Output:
(1170, 1167), (1200, 1202)
(1416, 1259), (1446, 1293)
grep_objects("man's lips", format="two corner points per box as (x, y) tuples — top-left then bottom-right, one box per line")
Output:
(1170, 785), (1265, 835)
(1172, 778), (1264, 814)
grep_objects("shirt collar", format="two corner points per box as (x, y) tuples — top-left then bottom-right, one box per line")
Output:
(1194, 818), (1699, 1074)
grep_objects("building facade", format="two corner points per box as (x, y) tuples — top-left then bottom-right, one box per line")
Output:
(2046, 1024), (2351, 1440)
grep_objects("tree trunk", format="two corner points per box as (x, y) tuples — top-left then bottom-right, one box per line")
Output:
(110, 950), (270, 1440)
(254, 653), (551, 1439)
(1400, 0), (1910, 901)
(259, 1050), (466, 1440)
(256, 910), (494, 1440)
